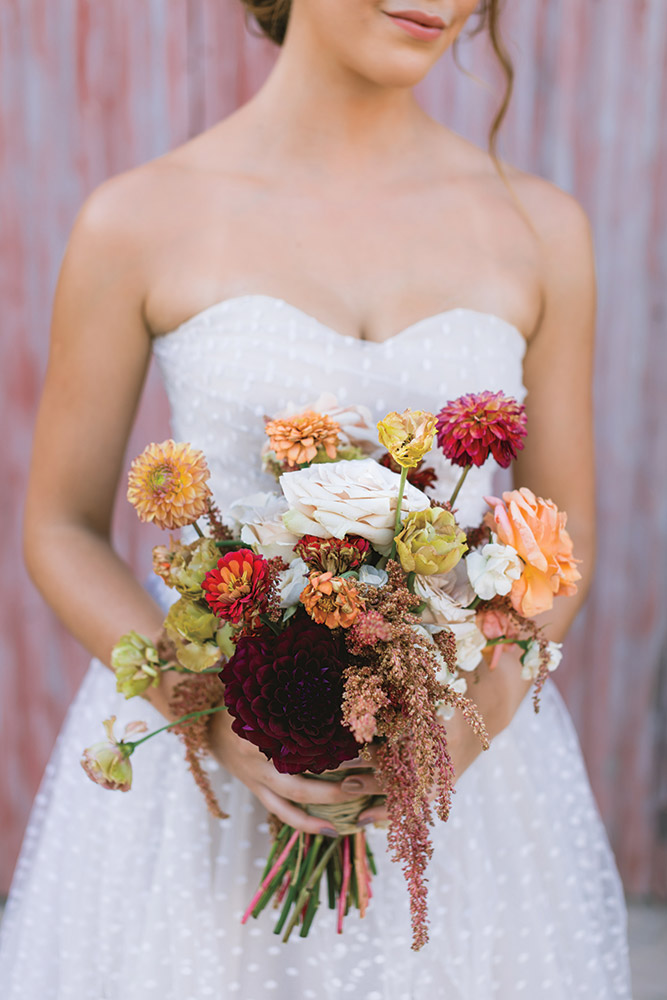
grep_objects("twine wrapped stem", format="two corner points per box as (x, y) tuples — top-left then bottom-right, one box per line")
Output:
(302, 767), (385, 835)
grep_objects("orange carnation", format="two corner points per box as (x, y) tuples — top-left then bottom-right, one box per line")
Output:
(300, 571), (365, 629)
(265, 411), (340, 467)
(127, 440), (211, 530)
(485, 487), (581, 617)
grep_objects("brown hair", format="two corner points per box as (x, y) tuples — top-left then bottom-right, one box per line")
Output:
(240, 0), (513, 158)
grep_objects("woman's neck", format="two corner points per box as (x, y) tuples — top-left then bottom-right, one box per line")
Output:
(242, 35), (434, 175)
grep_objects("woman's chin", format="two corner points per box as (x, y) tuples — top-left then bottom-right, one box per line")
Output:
(349, 48), (443, 90)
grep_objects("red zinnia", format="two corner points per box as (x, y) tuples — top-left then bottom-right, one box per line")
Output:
(202, 548), (269, 626)
(435, 391), (527, 469)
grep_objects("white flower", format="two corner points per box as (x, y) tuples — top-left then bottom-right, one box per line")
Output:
(465, 539), (522, 601)
(449, 621), (487, 673)
(414, 572), (475, 626)
(280, 459), (431, 555)
(230, 492), (299, 560)
(228, 491), (285, 529)
(277, 558), (310, 608)
(521, 639), (563, 681)
(241, 519), (299, 561)
(358, 565), (388, 588)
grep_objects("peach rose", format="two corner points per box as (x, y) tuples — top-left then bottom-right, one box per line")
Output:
(485, 487), (581, 617)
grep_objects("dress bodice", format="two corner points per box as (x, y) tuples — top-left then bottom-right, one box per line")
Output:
(152, 294), (527, 525)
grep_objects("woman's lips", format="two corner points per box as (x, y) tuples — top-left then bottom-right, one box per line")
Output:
(385, 9), (445, 41)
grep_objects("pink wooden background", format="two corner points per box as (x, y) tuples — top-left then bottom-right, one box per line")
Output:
(1, 0), (665, 897)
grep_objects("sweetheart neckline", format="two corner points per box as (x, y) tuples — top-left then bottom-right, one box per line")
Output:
(154, 293), (528, 351)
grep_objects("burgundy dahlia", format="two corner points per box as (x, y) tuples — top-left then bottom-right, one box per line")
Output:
(220, 618), (359, 774)
(435, 391), (527, 469)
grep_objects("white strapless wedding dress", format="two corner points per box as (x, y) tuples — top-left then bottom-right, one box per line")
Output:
(0, 296), (632, 999)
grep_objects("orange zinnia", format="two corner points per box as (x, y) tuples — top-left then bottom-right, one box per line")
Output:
(300, 571), (364, 629)
(127, 440), (211, 530)
(265, 411), (340, 467)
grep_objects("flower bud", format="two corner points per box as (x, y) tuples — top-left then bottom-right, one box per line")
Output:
(80, 716), (147, 792)
(111, 631), (162, 699)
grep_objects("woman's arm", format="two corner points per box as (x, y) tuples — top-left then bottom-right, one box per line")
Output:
(23, 175), (186, 718)
(359, 186), (597, 822)
(451, 186), (597, 765)
(25, 173), (381, 830)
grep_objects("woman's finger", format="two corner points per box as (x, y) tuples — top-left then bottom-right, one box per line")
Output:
(357, 802), (389, 826)
(265, 768), (383, 804)
(257, 785), (339, 837)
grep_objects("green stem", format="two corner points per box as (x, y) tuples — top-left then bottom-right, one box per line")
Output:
(389, 466), (408, 561)
(448, 464), (471, 507)
(192, 520), (205, 538)
(124, 705), (227, 752)
(282, 836), (340, 942)
(484, 637), (528, 648)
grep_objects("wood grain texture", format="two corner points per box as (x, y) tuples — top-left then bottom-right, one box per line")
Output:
(1, 0), (665, 896)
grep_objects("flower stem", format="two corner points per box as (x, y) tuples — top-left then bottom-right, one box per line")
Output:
(485, 637), (528, 648)
(449, 464), (471, 507)
(124, 705), (227, 752)
(389, 466), (408, 560)
(282, 836), (340, 942)
(192, 520), (205, 538)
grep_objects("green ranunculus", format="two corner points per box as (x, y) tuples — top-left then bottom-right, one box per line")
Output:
(164, 597), (219, 645)
(395, 507), (468, 576)
(169, 538), (221, 598)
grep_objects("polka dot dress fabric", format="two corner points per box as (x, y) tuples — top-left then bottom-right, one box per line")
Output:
(0, 297), (632, 998)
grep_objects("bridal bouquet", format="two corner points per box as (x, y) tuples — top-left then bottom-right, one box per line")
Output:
(81, 391), (580, 949)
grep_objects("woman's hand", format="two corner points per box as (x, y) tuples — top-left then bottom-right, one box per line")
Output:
(208, 708), (384, 835)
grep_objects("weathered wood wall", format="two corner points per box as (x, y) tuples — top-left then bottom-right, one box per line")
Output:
(1, 0), (665, 896)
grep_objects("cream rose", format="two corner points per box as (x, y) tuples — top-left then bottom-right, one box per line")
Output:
(280, 459), (430, 554)
(229, 492), (299, 560)
(414, 571), (475, 626)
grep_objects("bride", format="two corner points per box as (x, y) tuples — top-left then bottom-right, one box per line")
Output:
(0, 1), (632, 997)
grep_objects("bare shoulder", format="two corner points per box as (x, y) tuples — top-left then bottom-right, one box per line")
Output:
(69, 155), (180, 262)
(501, 168), (597, 363)
(59, 142), (212, 330)
(510, 169), (595, 298)
(495, 164), (597, 342)
(511, 169), (593, 253)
